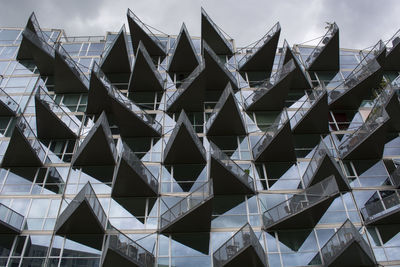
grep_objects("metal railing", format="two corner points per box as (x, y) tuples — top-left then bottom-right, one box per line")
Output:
(160, 180), (213, 229)
(390, 161), (400, 187)
(22, 27), (55, 57)
(361, 190), (400, 224)
(201, 8), (233, 52)
(385, 29), (400, 54)
(209, 141), (254, 191)
(262, 176), (339, 228)
(304, 23), (338, 69)
(359, 39), (386, 62)
(0, 75), (19, 115)
(0, 203), (24, 232)
(213, 223), (266, 267)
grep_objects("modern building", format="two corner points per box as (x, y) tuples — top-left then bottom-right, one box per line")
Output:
(0, 7), (399, 267)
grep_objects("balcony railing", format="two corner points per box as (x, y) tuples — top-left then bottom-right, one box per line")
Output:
(0, 76), (19, 115)
(359, 39), (386, 63)
(361, 190), (400, 224)
(209, 141), (254, 191)
(385, 29), (400, 54)
(201, 8), (233, 52)
(213, 223), (267, 267)
(160, 180), (213, 230)
(320, 219), (374, 266)
(28, 12), (50, 43)
(390, 161), (400, 187)
(22, 27), (55, 58)
(262, 176), (338, 229)
(304, 23), (338, 69)
(0, 203), (24, 232)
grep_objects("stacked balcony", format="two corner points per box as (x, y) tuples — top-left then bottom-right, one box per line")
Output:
(0, 76), (20, 116)
(102, 230), (155, 267)
(238, 22), (280, 74)
(209, 141), (255, 195)
(205, 83), (246, 136)
(213, 223), (267, 267)
(383, 29), (400, 70)
(290, 88), (328, 134)
(389, 161), (400, 188)
(318, 219), (377, 267)
(384, 79), (400, 132)
(35, 86), (81, 140)
(252, 109), (296, 162)
(159, 180), (213, 233)
(263, 176), (339, 230)
(304, 23), (339, 71)
(16, 12), (38, 60)
(0, 203), (24, 234)
(361, 190), (400, 226)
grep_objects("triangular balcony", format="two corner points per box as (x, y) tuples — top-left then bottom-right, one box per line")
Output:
(0, 203), (24, 234)
(290, 88), (328, 134)
(304, 23), (339, 72)
(318, 219), (377, 267)
(100, 25), (132, 74)
(0, 81), (20, 116)
(54, 42), (89, 93)
(359, 40), (387, 67)
(383, 29), (400, 70)
(112, 142), (158, 198)
(252, 109), (296, 162)
(159, 180), (213, 233)
(16, 12), (39, 60)
(244, 59), (295, 111)
(127, 8), (166, 59)
(128, 41), (164, 92)
(384, 80), (400, 132)
(71, 111), (117, 166)
(2, 116), (47, 167)
(86, 63), (114, 115)
(163, 110), (207, 164)
(238, 22), (280, 73)
(302, 140), (350, 191)
(35, 86), (80, 140)
(168, 23), (200, 78)
(102, 230), (155, 267)
(263, 176), (339, 230)
(209, 141), (255, 195)
(205, 83), (246, 136)
(55, 182), (107, 249)
(361, 190), (400, 226)
(201, 8), (233, 57)
(213, 223), (267, 267)
(389, 161), (400, 188)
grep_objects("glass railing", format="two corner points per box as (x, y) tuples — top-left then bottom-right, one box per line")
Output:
(57, 182), (107, 231)
(237, 22), (280, 68)
(209, 141), (254, 191)
(290, 88), (326, 129)
(92, 62), (162, 135)
(262, 176), (339, 228)
(160, 180), (213, 229)
(201, 8), (233, 52)
(359, 39), (386, 63)
(385, 29), (400, 54)
(361, 190), (400, 224)
(120, 142), (159, 193)
(304, 23), (338, 69)
(0, 203), (24, 232)
(55, 42), (89, 89)
(320, 219), (374, 266)
(0, 78), (19, 115)
(22, 27), (55, 57)
(36, 86), (81, 135)
(28, 12), (51, 43)
(390, 161), (400, 187)
(213, 223), (266, 267)
(252, 109), (289, 160)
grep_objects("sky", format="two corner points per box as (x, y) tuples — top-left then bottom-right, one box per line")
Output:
(1, 0), (400, 49)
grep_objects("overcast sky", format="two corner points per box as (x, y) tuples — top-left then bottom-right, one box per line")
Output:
(1, 0), (400, 49)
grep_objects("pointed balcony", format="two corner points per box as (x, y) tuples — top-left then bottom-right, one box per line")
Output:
(201, 8), (233, 57)
(102, 230), (155, 267)
(54, 42), (89, 93)
(384, 79), (400, 132)
(213, 223), (267, 267)
(71, 112), (117, 166)
(35, 86), (80, 140)
(318, 219), (377, 267)
(168, 23), (200, 77)
(92, 62), (162, 137)
(390, 161), (400, 188)
(209, 142), (255, 195)
(160, 180), (213, 233)
(127, 8), (166, 59)
(304, 23), (339, 72)
(263, 176), (339, 230)
(0, 203), (24, 234)
(359, 40), (387, 67)
(252, 109), (296, 162)
(0, 77), (20, 116)
(17, 12), (38, 60)
(338, 96), (389, 160)
(2, 116), (47, 167)
(361, 190), (400, 226)
(86, 63), (114, 115)
(302, 141), (350, 191)
(128, 41), (164, 92)
(383, 29), (400, 70)
(205, 83), (246, 136)
(100, 25), (131, 74)
(290, 88), (328, 134)
(238, 22), (280, 73)
(163, 110), (207, 164)
(55, 182), (107, 249)
(244, 59), (295, 111)
(112, 142), (158, 198)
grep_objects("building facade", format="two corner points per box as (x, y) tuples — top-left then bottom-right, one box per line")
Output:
(0, 8), (399, 267)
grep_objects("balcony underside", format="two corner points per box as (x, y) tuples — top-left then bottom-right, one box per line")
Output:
(307, 31), (340, 72)
(324, 240), (377, 267)
(0, 101), (17, 117)
(375, 224), (400, 244)
(201, 11), (232, 57)
(102, 247), (142, 267)
(54, 51), (88, 94)
(365, 206), (400, 226)
(216, 245), (266, 267)
(273, 228), (313, 252)
(112, 197), (155, 224)
(86, 73), (113, 115)
(100, 31), (131, 74)
(16, 38), (33, 60)
(23, 35), (54, 75)
(384, 44), (400, 71)
(283, 49), (312, 90)
(0, 221), (21, 235)
(385, 92), (400, 132)
(169, 232), (210, 254)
